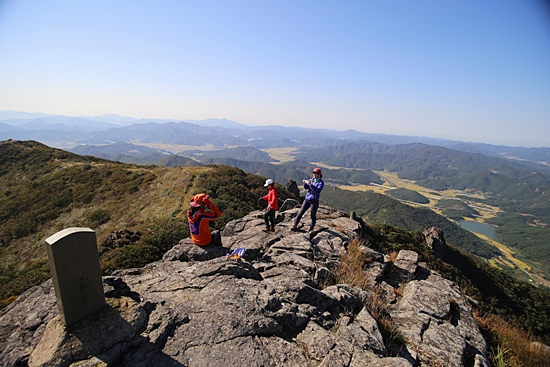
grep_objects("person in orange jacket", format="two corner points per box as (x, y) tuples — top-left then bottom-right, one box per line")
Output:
(187, 193), (222, 246)
(259, 179), (278, 232)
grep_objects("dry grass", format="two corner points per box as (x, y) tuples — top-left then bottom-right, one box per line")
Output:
(334, 240), (408, 356)
(388, 250), (398, 263)
(329, 224), (348, 234)
(475, 313), (550, 367)
(382, 250), (399, 278)
(366, 284), (408, 355)
(365, 284), (388, 320)
(393, 281), (406, 298)
(334, 238), (371, 290)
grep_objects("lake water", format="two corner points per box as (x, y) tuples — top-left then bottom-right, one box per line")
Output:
(458, 220), (500, 241)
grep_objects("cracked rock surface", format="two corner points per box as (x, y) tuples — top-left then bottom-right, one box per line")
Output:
(0, 202), (490, 366)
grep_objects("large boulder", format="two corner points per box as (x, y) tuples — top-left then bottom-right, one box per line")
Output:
(389, 261), (489, 367)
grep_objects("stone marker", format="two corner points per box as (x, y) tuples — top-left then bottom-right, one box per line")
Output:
(45, 227), (105, 327)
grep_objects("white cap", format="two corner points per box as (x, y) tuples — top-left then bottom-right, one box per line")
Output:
(264, 179), (274, 186)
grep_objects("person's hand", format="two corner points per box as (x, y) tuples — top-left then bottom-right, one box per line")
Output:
(202, 196), (211, 206)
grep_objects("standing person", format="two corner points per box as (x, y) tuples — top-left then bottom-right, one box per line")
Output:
(291, 167), (324, 232)
(259, 179), (278, 232)
(187, 193), (223, 246)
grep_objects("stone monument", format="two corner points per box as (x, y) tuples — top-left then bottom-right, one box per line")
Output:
(45, 227), (105, 327)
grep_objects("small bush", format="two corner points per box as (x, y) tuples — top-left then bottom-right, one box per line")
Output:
(0, 265), (50, 309)
(142, 217), (189, 254)
(110, 244), (161, 270)
(101, 217), (189, 274)
(88, 209), (111, 226)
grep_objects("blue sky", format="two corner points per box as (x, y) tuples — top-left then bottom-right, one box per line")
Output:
(0, 0), (549, 147)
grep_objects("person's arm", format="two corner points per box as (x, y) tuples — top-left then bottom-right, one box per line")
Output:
(272, 190), (278, 210)
(205, 203), (222, 219)
(202, 197), (222, 219)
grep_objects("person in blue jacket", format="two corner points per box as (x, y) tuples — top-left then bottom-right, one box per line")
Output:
(291, 167), (324, 232)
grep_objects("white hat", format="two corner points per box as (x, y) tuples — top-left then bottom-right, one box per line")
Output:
(264, 179), (274, 186)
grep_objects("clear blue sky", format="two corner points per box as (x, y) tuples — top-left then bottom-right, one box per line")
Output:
(1, 0), (549, 147)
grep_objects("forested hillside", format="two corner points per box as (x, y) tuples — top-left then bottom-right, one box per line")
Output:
(321, 187), (500, 259)
(180, 146), (279, 163)
(385, 187), (429, 204)
(300, 142), (550, 219)
(200, 157), (383, 186)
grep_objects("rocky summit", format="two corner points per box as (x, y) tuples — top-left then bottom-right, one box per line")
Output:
(0, 200), (490, 367)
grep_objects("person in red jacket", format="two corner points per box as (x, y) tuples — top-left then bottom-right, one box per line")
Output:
(187, 193), (222, 246)
(259, 179), (278, 232)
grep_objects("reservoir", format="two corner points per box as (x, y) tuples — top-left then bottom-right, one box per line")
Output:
(458, 220), (500, 241)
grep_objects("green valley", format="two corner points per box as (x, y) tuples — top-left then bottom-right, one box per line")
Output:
(335, 171), (550, 287)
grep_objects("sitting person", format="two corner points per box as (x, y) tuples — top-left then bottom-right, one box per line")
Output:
(186, 193), (222, 246)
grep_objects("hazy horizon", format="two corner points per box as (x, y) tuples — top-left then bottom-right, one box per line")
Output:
(3, 109), (550, 149)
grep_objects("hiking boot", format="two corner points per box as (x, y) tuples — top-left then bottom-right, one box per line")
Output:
(290, 224), (298, 231)
(263, 226), (271, 232)
(269, 227), (275, 232)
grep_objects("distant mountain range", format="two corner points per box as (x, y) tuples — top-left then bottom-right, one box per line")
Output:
(1, 111), (549, 165)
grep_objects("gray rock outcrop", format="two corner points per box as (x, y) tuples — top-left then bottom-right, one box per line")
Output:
(423, 227), (447, 260)
(285, 180), (301, 200)
(0, 201), (490, 366)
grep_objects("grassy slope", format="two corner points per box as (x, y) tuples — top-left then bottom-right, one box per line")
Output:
(0, 140), (296, 306)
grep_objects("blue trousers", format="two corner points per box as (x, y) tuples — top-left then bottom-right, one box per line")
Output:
(294, 199), (319, 230)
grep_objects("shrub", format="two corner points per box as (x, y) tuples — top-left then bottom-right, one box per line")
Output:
(110, 244), (161, 270)
(100, 217), (189, 274)
(0, 265), (50, 310)
(142, 217), (189, 254)
(88, 209), (111, 227)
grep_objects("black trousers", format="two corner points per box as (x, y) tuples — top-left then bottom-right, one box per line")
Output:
(263, 209), (276, 228)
